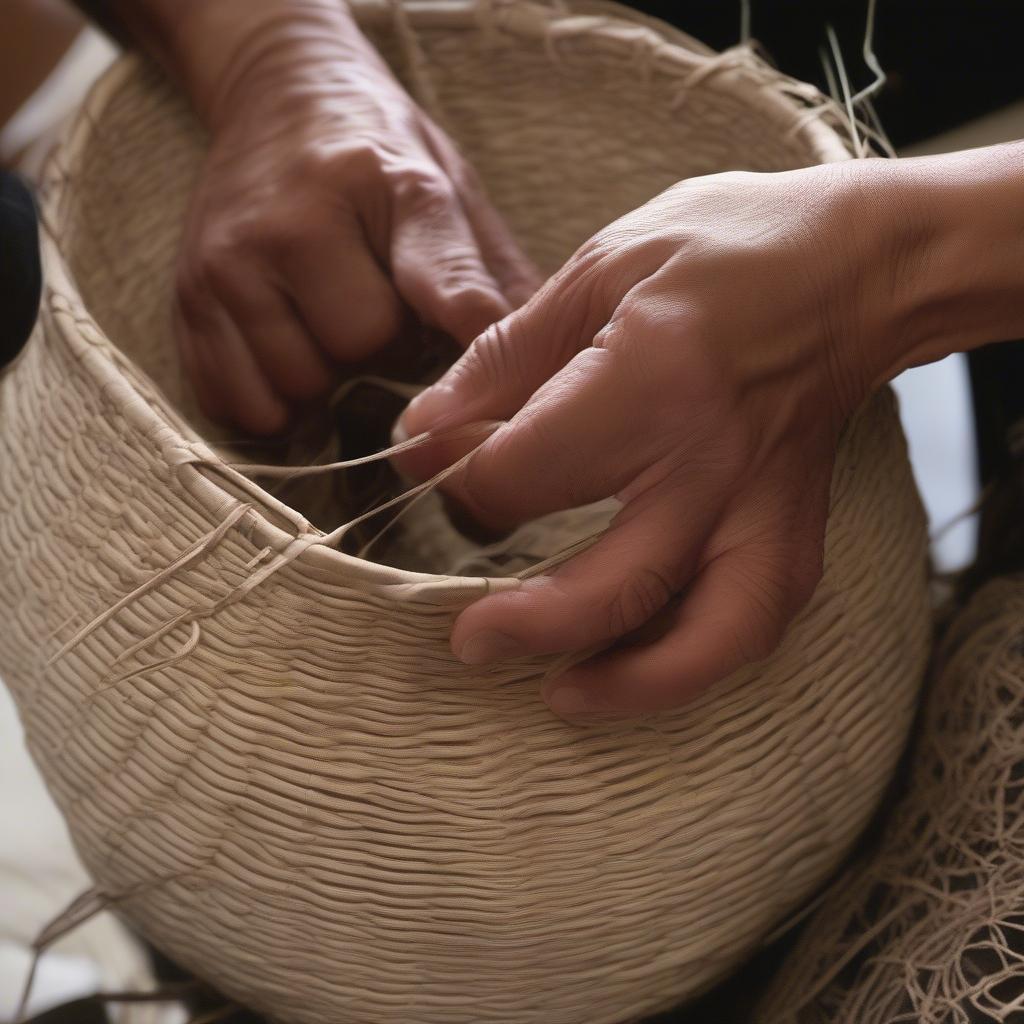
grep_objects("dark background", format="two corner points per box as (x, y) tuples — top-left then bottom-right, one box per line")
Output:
(637, 0), (1024, 148)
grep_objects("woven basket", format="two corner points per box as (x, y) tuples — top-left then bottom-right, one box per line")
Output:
(0, 2), (932, 1021)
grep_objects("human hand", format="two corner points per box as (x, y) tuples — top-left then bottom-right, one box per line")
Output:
(168, 0), (538, 433)
(397, 162), (935, 717)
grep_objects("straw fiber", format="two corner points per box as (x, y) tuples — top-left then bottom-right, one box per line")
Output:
(756, 573), (1024, 1023)
(0, 2), (931, 1021)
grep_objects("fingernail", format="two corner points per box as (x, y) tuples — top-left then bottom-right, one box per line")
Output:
(545, 686), (593, 717)
(457, 630), (526, 666)
(403, 384), (453, 435)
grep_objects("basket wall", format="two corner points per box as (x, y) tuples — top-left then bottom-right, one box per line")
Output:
(0, 3), (932, 1022)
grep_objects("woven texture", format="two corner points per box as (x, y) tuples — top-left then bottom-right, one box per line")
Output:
(756, 575), (1024, 1024)
(0, 2), (931, 1021)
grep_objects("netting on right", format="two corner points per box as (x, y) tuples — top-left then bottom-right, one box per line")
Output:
(756, 573), (1024, 1024)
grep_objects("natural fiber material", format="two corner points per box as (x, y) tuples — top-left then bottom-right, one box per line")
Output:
(0, 2), (931, 1022)
(756, 574), (1024, 1024)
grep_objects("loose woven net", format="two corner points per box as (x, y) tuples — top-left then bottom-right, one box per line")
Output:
(756, 573), (1024, 1024)
(0, 2), (932, 1022)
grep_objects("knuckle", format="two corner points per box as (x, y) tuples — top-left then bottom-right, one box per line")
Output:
(574, 216), (655, 277)
(340, 143), (388, 191)
(395, 167), (457, 217)
(262, 201), (358, 271)
(296, 146), (334, 182)
(434, 249), (494, 292)
(193, 234), (244, 292)
(533, 241), (614, 317)
(605, 566), (675, 639)
(578, 222), (626, 262)
(603, 307), (675, 394)
(455, 322), (517, 391)
(298, 143), (366, 186)
(573, 232), (618, 276)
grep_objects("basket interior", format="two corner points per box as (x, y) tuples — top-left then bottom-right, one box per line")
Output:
(56, 13), (833, 573)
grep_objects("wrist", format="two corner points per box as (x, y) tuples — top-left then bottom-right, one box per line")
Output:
(845, 144), (1024, 392)
(899, 143), (1024, 368)
(165, 0), (384, 129)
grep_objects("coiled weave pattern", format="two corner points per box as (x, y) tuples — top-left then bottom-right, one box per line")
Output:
(0, 2), (931, 1021)
(756, 575), (1024, 1024)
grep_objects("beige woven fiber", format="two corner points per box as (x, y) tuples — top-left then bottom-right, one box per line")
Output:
(0, 2), (932, 1021)
(756, 574), (1024, 1024)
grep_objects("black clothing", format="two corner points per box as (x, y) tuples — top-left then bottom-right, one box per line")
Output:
(0, 169), (41, 368)
(631, 2), (1024, 150)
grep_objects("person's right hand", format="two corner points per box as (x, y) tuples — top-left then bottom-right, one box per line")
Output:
(396, 157), (999, 717)
(168, 0), (539, 434)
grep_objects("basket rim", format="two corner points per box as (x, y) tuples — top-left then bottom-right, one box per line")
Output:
(37, 0), (854, 600)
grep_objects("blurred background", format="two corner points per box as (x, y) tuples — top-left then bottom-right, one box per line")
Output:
(1, 0), (1022, 1019)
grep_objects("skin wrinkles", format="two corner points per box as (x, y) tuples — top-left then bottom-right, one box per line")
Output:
(72, 2), (1024, 718)
(398, 148), (1024, 716)
(87, 0), (541, 435)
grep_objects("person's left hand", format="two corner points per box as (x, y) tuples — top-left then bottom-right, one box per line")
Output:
(166, 0), (539, 434)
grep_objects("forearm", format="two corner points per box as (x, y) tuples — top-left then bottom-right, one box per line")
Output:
(70, 0), (384, 128)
